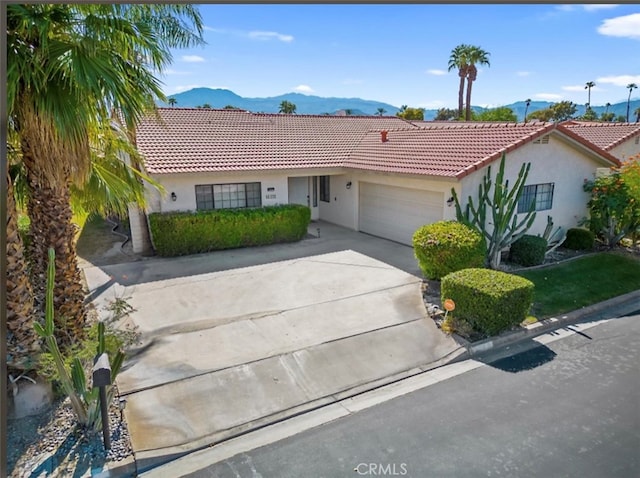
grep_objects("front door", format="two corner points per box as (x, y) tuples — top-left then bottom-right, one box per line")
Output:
(288, 176), (319, 220)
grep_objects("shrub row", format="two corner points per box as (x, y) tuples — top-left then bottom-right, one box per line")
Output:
(509, 234), (547, 267)
(412, 221), (486, 280)
(564, 228), (595, 251)
(441, 268), (534, 336)
(148, 204), (311, 257)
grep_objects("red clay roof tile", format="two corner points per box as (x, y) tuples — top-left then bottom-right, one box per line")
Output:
(135, 109), (618, 178)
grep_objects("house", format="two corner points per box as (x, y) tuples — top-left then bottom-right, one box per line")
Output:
(561, 121), (640, 162)
(128, 109), (620, 253)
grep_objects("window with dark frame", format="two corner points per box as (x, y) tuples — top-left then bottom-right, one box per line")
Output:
(517, 183), (554, 213)
(320, 176), (330, 203)
(195, 182), (262, 211)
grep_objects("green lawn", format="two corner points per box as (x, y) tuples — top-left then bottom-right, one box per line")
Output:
(516, 252), (640, 319)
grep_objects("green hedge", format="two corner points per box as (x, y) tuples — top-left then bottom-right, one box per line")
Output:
(441, 268), (534, 336)
(148, 204), (311, 257)
(412, 221), (486, 280)
(564, 228), (595, 251)
(509, 234), (547, 267)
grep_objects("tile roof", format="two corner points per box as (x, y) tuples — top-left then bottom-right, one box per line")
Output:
(136, 108), (416, 174)
(347, 122), (560, 178)
(135, 109), (618, 178)
(561, 121), (640, 151)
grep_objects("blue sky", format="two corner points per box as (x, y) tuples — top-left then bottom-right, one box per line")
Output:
(160, 4), (640, 109)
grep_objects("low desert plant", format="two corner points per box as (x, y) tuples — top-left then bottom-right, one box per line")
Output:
(564, 228), (595, 251)
(509, 234), (547, 267)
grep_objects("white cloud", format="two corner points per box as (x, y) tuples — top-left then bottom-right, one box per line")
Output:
(555, 4), (619, 12)
(534, 93), (564, 101)
(583, 4), (620, 12)
(426, 69), (447, 76)
(598, 13), (640, 40)
(248, 31), (294, 42)
(516, 71), (531, 77)
(562, 84), (602, 92)
(293, 85), (314, 93)
(165, 84), (202, 95)
(597, 75), (640, 86)
(182, 55), (205, 63)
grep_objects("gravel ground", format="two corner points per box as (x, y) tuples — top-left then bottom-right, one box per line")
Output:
(8, 389), (134, 477)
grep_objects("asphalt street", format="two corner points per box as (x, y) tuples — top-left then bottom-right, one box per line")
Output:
(182, 313), (640, 478)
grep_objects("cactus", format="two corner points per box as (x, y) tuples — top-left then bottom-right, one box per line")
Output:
(34, 248), (88, 424)
(451, 152), (536, 269)
(34, 248), (126, 430)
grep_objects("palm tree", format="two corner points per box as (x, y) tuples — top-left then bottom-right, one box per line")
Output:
(605, 102), (611, 114)
(168, 97), (177, 107)
(448, 44), (471, 119)
(463, 46), (491, 120)
(279, 100), (297, 114)
(523, 99), (531, 123)
(585, 81), (596, 107)
(376, 108), (387, 116)
(627, 83), (638, 122)
(7, 4), (204, 349)
(635, 106), (640, 123)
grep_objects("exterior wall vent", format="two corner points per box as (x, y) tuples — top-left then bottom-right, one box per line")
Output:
(533, 134), (550, 145)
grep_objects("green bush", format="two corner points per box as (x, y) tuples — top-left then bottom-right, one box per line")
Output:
(564, 228), (595, 251)
(509, 234), (547, 267)
(148, 204), (311, 257)
(441, 268), (534, 336)
(412, 221), (486, 280)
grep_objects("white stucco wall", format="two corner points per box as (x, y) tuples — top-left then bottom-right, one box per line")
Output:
(609, 137), (640, 163)
(460, 133), (608, 236)
(145, 172), (290, 213)
(316, 172), (458, 230)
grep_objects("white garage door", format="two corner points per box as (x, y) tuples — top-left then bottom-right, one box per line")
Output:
(359, 182), (443, 245)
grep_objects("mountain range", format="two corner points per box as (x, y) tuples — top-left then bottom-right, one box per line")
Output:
(161, 88), (640, 122)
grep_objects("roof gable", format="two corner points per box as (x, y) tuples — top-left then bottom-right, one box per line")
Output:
(561, 121), (640, 151)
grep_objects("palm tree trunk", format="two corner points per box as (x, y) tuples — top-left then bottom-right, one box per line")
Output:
(457, 70), (466, 119)
(6, 172), (41, 371)
(21, 147), (87, 348)
(465, 79), (474, 121)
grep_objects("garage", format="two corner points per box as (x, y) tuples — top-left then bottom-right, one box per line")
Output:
(358, 182), (443, 245)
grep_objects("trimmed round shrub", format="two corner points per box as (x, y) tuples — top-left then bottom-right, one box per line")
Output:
(441, 268), (534, 336)
(564, 228), (595, 251)
(412, 221), (486, 280)
(509, 234), (547, 267)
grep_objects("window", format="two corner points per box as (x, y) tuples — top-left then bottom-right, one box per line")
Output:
(195, 182), (261, 210)
(320, 176), (330, 203)
(517, 183), (554, 213)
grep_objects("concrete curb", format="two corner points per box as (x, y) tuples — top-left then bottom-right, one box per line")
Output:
(459, 289), (640, 358)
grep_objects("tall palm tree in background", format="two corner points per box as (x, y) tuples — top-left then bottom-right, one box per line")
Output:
(168, 98), (177, 107)
(635, 107), (640, 123)
(585, 81), (596, 108)
(7, 4), (204, 353)
(605, 102), (611, 114)
(448, 44), (471, 119)
(627, 83), (638, 122)
(376, 108), (386, 116)
(524, 99), (531, 122)
(463, 46), (491, 120)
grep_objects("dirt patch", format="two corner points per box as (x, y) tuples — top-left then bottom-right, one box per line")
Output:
(76, 216), (143, 267)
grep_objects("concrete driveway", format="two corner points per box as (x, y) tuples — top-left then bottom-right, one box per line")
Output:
(82, 222), (460, 473)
